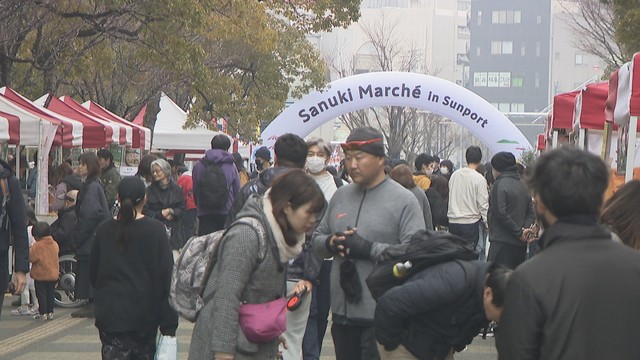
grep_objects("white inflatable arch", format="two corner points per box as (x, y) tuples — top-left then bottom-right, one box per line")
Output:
(261, 72), (532, 155)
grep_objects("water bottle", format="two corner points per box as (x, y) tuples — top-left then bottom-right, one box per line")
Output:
(392, 261), (413, 278)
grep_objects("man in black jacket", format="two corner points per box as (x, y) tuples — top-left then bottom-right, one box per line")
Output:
(50, 190), (78, 255)
(0, 159), (29, 317)
(486, 152), (535, 269)
(375, 261), (511, 360)
(497, 147), (640, 360)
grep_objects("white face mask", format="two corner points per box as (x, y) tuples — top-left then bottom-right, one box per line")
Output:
(306, 156), (326, 174)
(440, 167), (449, 175)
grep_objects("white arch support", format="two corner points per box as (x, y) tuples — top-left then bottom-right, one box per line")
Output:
(261, 72), (532, 155)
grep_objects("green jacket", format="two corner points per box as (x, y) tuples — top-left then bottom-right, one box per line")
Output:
(100, 164), (121, 207)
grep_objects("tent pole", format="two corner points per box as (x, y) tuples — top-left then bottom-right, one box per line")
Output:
(578, 128), (586, 150)
(625, 116), (638, 182)
(601, 122), (612, 161)
(552, 130), (559, 149)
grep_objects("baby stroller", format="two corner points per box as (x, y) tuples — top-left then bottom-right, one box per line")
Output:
(54, 254), (84, 308)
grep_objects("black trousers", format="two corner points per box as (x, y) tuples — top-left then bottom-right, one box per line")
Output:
(197, 214), (226, 236)
(303, 259), (332, 360)
(75, 257), (94, 300)
(449, 221), (481, 253)
(331, 323), (380, 360)
(0, 249), (7, 317)
(182, 208), (197, 240)
(488, 242), (527, 269)
(99, 329), (157, 360)
(35, 280), (56, 315)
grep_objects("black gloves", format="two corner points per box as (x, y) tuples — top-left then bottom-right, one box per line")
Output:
(344, 232), (373, 259)
(325, 231), (373, 259)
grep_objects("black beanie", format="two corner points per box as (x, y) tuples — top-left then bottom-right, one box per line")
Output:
(344, 126), (385, 157)
(491, 152), (517, 172)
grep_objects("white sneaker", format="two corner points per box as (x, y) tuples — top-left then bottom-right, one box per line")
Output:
(11, 305), (32, 316)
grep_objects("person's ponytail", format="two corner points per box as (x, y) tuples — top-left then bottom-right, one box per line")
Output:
(116, 198), (136, 252)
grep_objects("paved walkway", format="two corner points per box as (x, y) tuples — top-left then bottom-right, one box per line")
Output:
(1, 294), (497, 359)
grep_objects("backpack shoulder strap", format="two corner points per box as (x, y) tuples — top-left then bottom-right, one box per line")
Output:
(233, 217), (268, 261)
(201, 217), (268, 304)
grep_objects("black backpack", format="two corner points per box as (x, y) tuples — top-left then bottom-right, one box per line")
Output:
(366, 230), (477, 300)
(197, 158), (228, 209)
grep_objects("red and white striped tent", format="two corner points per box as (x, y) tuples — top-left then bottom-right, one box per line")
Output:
(547, 90), (580, 148)
(0, 110), (20, 144)
(43, 95), (127, 148)
(603, 52), (640, 181)
(82, 100), (151, 150)
(1, 87), (83, 148)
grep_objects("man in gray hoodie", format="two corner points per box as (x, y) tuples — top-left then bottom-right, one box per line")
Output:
(313, 126), (425, 360)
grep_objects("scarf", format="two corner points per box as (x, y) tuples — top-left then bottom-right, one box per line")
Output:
(262, 189), (304, 263)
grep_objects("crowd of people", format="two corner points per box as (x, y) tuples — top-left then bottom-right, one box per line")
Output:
(2, 125), (640, 360)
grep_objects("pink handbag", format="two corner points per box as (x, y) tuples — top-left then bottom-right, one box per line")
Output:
(238, 297), (287, 343)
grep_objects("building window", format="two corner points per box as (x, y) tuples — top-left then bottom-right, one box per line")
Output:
(521, 43), (526, 56)
(535, 72), (540, 88)
(457, 25), (470, 39)
(499, 103), (510, 112)
(512, 75), (524, 87)
(476, 46), (481, 56)
(511, 103), (525, 112)
(474, 72), (488, 87)
(488, 72), (500, 87)
(491, 10), (522, 24)
(457, 1), (471, 11)
(478, 11), (482, 26)
(537, 15), (542, 24)
(491, 41), (501, 54)
(536, 42), (541, 57)
(491, 41), (513, 55)
(575, 53), (584, 65)
(502, 41), (513, 54)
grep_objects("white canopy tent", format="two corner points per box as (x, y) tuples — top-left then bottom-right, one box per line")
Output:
(152, 93), (231, 152)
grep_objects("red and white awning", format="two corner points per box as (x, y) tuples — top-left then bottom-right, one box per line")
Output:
(82, 100), (151, 150)
(1, 87), (84, 148)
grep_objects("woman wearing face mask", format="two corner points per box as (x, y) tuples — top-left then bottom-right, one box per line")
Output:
(251, 147), (272, 179)
(305, 138), (340, 196)
(439, 160), (454, 181)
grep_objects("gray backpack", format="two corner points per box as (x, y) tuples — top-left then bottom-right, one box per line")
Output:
(168, 217), (266, 322)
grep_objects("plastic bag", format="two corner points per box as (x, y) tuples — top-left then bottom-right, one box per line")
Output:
(155, 335), (178, 360)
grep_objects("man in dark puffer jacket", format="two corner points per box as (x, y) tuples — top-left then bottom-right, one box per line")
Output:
(375, 261), (510, 360)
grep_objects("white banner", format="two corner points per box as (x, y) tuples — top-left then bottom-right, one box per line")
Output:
(36, 121), (58, 215)
(261, 72), (532, 155)
(615, 62), (631, 126)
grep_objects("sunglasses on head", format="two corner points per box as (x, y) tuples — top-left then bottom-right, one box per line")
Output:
(340, 138), (382, 152)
